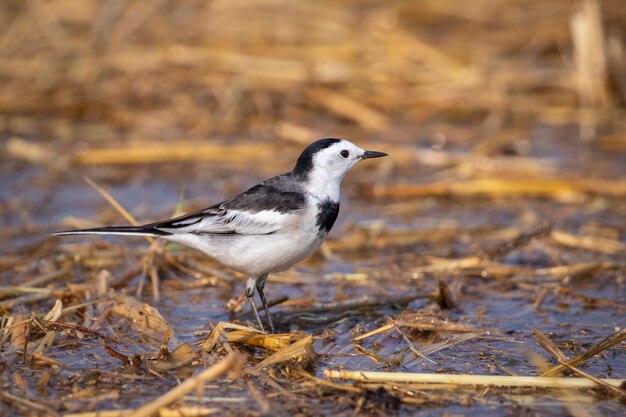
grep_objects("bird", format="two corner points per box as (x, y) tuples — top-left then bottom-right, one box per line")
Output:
(53, 138), (387, 333)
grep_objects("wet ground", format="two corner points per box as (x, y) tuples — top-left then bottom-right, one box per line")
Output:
(1, 123), (625, 416)
(1, 0), (626, 415)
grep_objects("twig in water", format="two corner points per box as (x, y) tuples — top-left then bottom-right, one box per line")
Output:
(353, 323), (395, 342)
(247, 380), (272, 415)
(0, 392), (59, 417)
(435, 280), (455, 309)
(0, 292), (60, 309)
(395, 327), (437, 364)
(484, 222), (551, 259)
(283, 293), (428, 316)
(324, 370), (625, 388)
(557, 360), (626, 398)
(20, 266), (71, 287)
(64, 406), (219, 417)
(127, 352), (243, 417)
(533, 287), (550, 310)
(540, 329), (626, 377)
(0, 286), (54, 297)
(43, 320), (123, 344)
(294, 369), (362, 393)
(533, 328), (568, 362)
(412, 332), (482, 358)
(354, 344), (397, 367)
(104, 345), (132, 366)
(534, 326), (626, 398)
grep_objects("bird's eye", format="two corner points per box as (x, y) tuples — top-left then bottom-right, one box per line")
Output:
(340, 150), (349, 158)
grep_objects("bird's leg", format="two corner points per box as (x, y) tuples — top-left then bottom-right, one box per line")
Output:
(255, 274), (275, 333)
(245, 277), (265, 333)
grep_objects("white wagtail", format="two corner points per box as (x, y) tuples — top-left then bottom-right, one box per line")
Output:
(54, 138), (387, 332)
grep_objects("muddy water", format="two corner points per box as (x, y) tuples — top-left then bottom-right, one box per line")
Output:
(1, 126), (625, 416)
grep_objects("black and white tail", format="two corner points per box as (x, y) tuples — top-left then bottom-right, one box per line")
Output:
(52, 225), (170, 237)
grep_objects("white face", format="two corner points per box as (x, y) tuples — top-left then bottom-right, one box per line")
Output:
(304, 139), (386, 201)
(311, 140), (367, 179)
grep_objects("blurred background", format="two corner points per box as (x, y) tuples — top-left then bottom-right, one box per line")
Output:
(1, 0), (625, 233)
(2, 0), (624, 153)
(1, 1), (625, 415)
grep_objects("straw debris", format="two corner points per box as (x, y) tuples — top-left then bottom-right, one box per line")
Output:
(1, 0), (625, 415)
(110, 295), (173, 346)
(324, 369), (625, 389)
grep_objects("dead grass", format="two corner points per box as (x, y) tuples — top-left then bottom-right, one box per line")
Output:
(1, 0), (625, 416)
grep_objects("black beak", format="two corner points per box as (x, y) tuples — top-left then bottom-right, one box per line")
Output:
(361, 150), (388, 159)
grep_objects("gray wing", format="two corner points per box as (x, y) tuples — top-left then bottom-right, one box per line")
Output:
(153, 181), (306, 236)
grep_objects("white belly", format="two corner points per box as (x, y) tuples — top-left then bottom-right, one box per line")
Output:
(164, 212), (327, 277)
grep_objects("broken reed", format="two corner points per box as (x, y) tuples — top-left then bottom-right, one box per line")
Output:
(324, 370), (625, 389)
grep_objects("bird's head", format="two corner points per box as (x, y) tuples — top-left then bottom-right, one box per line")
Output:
(292, 138), (387, 198)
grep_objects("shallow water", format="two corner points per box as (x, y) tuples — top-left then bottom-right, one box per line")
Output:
(1, 124), (625, 416)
